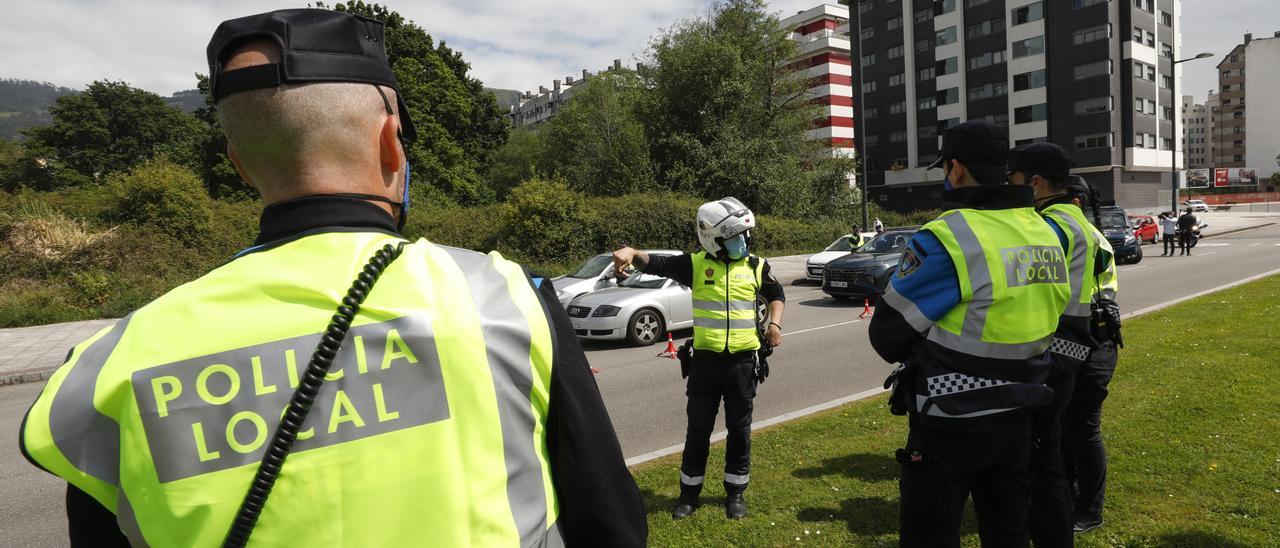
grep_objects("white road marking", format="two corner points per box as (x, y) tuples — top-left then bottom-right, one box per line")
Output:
(788, 319), (864, 336)
(1196, 242), (1231, 247)
(1120, 265), (1147, 272)
(1250, 242), (1262, 247)
(1199, 252), (1216, 256)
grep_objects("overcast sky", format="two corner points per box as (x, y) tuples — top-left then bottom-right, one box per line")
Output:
(0, 1), (1273, 104)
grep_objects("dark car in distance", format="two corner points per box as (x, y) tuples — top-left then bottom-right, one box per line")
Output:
(822, 227), (920, 302)
(1094, 206), (1142, 264)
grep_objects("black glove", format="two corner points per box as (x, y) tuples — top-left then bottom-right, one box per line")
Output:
(753, 352), (769, 384)
(883, 363), (915, 416)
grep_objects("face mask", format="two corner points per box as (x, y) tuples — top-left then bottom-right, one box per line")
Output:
(724, 233), (748, 260)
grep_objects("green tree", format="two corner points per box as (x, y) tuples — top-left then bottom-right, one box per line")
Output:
(485, 127), (547, 200)
(322, 1), (511, 206)
(543, 70), (656, 196)
(22, 81), (204, 182)
(641, 0), (857, 217)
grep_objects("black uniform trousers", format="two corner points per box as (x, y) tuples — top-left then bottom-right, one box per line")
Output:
(1063, 346), (1118, 524)
(1028, 371), (1077, 548)
(679, 350), (757, 499)
(1177, 231), (1193, 254)
(1162, 234), (1176, 255)
(898, 411), (1033, 548)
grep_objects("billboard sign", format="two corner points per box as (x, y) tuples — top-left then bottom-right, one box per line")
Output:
(1215, 168), (1230, 187)
(1186, 169), (1210, 187)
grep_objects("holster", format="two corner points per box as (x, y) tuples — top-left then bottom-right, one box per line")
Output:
(676, 340), (693, 379)
(883, 363), (916, 416)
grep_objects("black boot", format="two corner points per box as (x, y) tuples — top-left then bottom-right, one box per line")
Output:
(672, 482), (701, 520)
(726, 493), (748, 519)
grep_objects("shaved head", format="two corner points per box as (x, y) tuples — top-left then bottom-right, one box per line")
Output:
(216, 39), (405, 205)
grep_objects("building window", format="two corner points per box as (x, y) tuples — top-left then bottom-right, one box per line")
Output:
(1134, 0), (1154, 13)
(1133, 61), (1154, 81)
(889, 73), (906, 87)
(1013, 2), (1044, 25)
(1234, 154), (1244, 162)
(1012, 36), (1045, 58)
(889, 101), (906, 114)
(864, 134), (878, 146)
(858, 0), (873, 14)
(1147, 64), (1156, 81)
(862, 81), (877, 93)
(1073, 24), (1111, 45)
(967, 82), (1007, 101)
(936, 26), (957, 45)
(890, 130), (908, 143)
(1075, 132), (1112, 150)
(1145, 30), (1155, 47)
(938, 117), (960, 131)
(1161, 75), (1173, 89)
(1135, 132), (1157, 149)
(1015, 137), (1048, 146)
(861, 53), (876, 66)
(979, 113), (1010, 129)
(965, 0), (996, 7)
(1134, 98), (1156, 115)
(1161, 43), (1173, 59)
(887, 16), (902, 30)
(1073, 60), (1112, 80)
(1074, 96), (1113, 115)
(1014, 69), (1047, 91)
(1161, 138), (1174, 151)
(860, 27), (874, 41)
(967, 50), (1006, 70)
(1233, 111), (1244, 119)
(938, 56), (959, 75)
(1073, 0), (1107, 7)
(1162, 106), (1174, 121)
(887, 45), (904, 59)
(1160, 10), (1173, 26)
(914, 8), (934, 24)
(936, 0), (956, 14)
(916, 38), (933, 53)
(1015, 104), (1048, 124)
(938, 87), (960, 105)
(918, 96), (937, 110)
(919, 125), (938, 139)
(966, 19), (1004, 40)
(918, 66), (936, 81)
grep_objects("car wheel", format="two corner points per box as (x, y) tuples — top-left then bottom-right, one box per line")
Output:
(1130, 246), (1143, 264)
(626, 308), (665, 346)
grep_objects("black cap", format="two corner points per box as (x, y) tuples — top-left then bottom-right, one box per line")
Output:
(926, 120), (1009, 169)
(1008, 142), (1072, 179)
(207, 9), (417, 140)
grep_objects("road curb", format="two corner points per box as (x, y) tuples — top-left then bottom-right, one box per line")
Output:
(0, 368), (56, 387)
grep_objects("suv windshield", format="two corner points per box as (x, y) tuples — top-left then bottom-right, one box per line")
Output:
(567, 254), (612, 278)
(862, 232), (913, 254)
(618, 272), (667, 289)
(1099, 210), (1127, 229)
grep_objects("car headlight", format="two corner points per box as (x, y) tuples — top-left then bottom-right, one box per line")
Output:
(555, 289), (566, 298)
(592, 305), (621, 317)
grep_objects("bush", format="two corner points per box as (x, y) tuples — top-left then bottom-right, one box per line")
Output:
(497, 178), (593, 266)
(106, 157), (213, 244)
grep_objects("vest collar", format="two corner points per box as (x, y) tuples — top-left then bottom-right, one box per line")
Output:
(941, 185), (1036, 211)
(255, 195), (400, 246)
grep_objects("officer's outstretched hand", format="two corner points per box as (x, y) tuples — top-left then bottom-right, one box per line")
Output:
(765, 324), (782, 348)
(611, 246), (638, 279)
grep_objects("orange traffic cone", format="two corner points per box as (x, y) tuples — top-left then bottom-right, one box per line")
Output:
(859, 298), (874, 319)
(658, 333), (678, 359)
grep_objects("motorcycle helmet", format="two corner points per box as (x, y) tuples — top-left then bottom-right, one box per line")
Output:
(696, 197), (755, 260)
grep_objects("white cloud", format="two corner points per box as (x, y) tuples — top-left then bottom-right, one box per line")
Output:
(0, 0), (845, 95)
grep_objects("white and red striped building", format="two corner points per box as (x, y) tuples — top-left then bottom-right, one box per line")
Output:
(782, 4), (857, 183)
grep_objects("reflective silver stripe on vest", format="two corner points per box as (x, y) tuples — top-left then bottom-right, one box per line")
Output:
(693, 317), (757, 329)
(880, 285), (932, 332)
(942, 214), (993, 339)
(443, 247), (551, 548)
(692, 299), (756, 311)
(48, 314), (132, 487)
(926, 328), (1054, 360)
(1047, 210), (1094, 318)
(117, 490), (149, 547)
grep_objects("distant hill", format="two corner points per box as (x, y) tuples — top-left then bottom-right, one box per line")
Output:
(486, 87), (522, 112)
(0, 79), (203, 142)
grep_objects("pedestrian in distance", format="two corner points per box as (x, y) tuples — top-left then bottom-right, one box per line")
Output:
(19, 9), (646, 547)
(1160, 211), (1178, 256)
(612, 197), (785, 520)
(870, 121), (1070, 546)
(1177, 207), (1199, 255)
(873, 217), (885, 233)
(1009, 144), (1119, 545)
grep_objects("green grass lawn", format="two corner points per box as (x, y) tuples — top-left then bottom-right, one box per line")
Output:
(632, 275), (1280, 546)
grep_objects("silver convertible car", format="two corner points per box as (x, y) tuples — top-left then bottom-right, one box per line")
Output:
(564, 270), (694, 346)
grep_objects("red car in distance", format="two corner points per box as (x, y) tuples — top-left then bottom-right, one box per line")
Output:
(1128, 215), (1158, 244)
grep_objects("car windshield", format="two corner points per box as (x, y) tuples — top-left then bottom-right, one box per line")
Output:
(567, 254), (613, 278)
(618, 272), (668, 289)
(1099, 211), (1127, 229)
(824, 235), (857, 252)
(861, 232), (913, 253)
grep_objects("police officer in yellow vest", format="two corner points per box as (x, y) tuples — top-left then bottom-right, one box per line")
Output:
(19, 10), (646, 547)
(870, 121), (1070, 545)
(1010, 146), (1122, 537)
(611, 197), (785, 520)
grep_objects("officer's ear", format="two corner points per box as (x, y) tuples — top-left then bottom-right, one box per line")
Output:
(378, 108), (404, 174)
(1071, 197), (1083, 208)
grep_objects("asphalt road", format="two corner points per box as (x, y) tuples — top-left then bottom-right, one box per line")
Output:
(1, 223), (1277, 544)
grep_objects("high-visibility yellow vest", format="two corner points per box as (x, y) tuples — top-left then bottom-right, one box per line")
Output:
(21, 232), (560, 547)
(1042, 204), (1118, 317)
(922, 208), (1071, 359)
(690, 251), (763, 353)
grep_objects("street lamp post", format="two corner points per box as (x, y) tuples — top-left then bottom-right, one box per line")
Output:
(1170, 52), (1214, 214)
